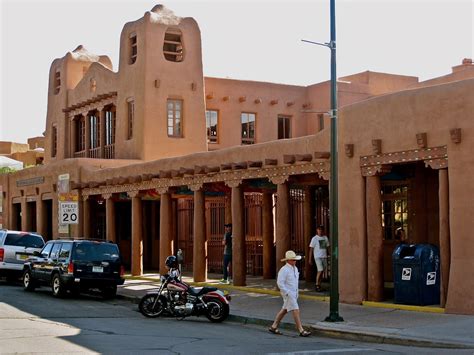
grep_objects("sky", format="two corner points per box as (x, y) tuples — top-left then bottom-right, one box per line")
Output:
(1, 0), (473, 143)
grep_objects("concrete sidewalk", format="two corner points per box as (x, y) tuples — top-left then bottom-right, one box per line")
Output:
(118, 273), (474, 349)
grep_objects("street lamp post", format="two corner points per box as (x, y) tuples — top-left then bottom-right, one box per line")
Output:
(302, 0), (343, 322)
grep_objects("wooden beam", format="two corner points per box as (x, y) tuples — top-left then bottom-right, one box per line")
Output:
(265, 159), (278, 166)
(314, 151), (330, 159)
(248, 161), (263, 168)
(232, 162), (248, 170)
(283, 155), (296, 164)
(295, 154), (313, 162)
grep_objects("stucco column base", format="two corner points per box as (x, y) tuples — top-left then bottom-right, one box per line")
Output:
(276, 182), (291, 272)
(83, 198), (91, 238)
(193, 189), (207, 282)
(439, 168), (450, 308)
(366, 175), (384, 301)
(131, 195), (143, 276)
(231, 185), (246, 286)
(159, 192), (173, 276)
(262, 192), (275, 279)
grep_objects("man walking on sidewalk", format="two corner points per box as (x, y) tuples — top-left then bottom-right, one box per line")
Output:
(309, 225), (329, 292)
(220, 223), (232, 284)
(269, 250), (311, 337)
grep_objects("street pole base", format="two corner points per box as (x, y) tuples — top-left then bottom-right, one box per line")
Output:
(324, 313), (344, 322)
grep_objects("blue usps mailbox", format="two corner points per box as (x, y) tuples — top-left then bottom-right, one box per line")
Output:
(392, 244), (440, 306)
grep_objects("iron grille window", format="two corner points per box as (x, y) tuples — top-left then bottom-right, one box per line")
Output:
(163, 29), (184, 62)
(127, 99), (134, 140)
(241, 112), (255, 145)
(278, 115), (291, 139)
(206, 110), (218, 143)
(167, 99), (183, 137)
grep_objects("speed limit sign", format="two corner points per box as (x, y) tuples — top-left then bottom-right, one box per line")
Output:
(59, 202), (79, 224)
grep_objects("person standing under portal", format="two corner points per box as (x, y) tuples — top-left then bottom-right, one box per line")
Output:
(220, 223), (232, 284)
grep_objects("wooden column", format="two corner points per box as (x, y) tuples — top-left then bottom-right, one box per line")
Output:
(274, 177), (290, 272)
(230, 181), (245, 286)
(159, 189), (172, 276)
(100, 108), (106, 158)
(304, 187), (313, 282)
(36, 198), (46, 237)
(262, 191), (275, 279)
(224, 193), (232, 225)
(366, 175), (384, 301)
(151, 202), (160, 270)
(192, 186), (207, 282)
(83, 197), (91, 238)
(20, 197), (28, 231)
(439, 168), (450, 307)
(104, 194), (116, 243)
(85, 113), (91, 157)
(130, 192), (143, 276)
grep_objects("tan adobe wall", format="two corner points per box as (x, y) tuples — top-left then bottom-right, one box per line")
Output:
(338, 78), (474, 314)
(0, 142), (29, 155)
(204, 77), (307, 149)
(11, 151), (44, 167)
(409, 60), (474, 89)
(28, 137), (45, 150)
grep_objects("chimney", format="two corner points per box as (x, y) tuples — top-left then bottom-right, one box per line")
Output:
(452, 58), (473, 73)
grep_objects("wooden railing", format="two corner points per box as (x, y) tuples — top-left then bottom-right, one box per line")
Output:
(74, 150), (86, 158)
(104, 144), (115, 159)
(89, 147), (101, 159)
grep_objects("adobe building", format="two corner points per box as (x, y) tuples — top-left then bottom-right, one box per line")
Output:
(1, 5), (473, 314)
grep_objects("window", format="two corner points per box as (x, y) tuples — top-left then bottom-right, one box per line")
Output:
(105, 106), (116, 146)
(58, 243), (72, 261)
(5, 233), (44, 248)
(51, 124), (58, 157)
(163, 29), (184, 62)
(241, 112), (256, 144)
(167, 99), (183, 137)
(40, 243), (53, 258)
(129, 34), (137, 64)
(381, 183), (409, 241)
(318, 114), (324, 131)
(206, 110), (218, 143)
(89, 111), (100, 149)
(278, 115), (291, 139)
(127, 99), (134, 140)
(54, 70), (61, 94)
(50, 243), (62, 260)
(75, 115), (86, 152)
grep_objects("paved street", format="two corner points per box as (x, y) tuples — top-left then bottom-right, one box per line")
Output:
(0, 281), (472, 354)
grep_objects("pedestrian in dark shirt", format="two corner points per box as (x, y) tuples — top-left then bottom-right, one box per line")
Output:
(220, 223), (232, 284)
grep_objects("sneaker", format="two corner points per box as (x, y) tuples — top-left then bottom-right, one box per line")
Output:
(219, 279), (228, 284)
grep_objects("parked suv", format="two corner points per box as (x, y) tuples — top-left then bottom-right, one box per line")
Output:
(23, 239), (125, 298)
(0, 230), (45, 281)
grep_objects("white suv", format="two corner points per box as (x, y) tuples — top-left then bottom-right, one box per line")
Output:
(0, 230), (45, 281)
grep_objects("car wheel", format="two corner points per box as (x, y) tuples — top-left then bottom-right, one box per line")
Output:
(102, 285), (117, 299)
(23, 270), (36, 291)
(51, 274), (67, 297)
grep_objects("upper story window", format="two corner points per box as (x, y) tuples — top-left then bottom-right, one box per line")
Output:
(318, 114), (324, 131)
(278, 115), (291, 139)
(167, 99), (183, 137)
(127, 99), (135, 140)
(89, 111), (100, 149)
(206, 110), (218, 143)
(129, 33), (137, 64)
(105, 106), (116, 146)
(51, 124), (58, 158)
(163, 29), (184, 62)
(75, 115), (86, 153)
(241, 112), (256, 145)
(54, 70), (61, 94)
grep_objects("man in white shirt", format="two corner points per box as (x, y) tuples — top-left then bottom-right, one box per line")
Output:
(268, 250), (311, 337)
(309, 226), (330, 292)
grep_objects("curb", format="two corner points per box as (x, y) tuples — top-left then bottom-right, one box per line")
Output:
(117, 292), (473, 349)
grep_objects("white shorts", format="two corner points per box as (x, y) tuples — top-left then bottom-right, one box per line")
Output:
(315, 258), (327, 272)
(282, 293), (299, 312)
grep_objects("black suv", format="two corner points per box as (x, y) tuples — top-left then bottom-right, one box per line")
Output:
(23, 239), (125, 298)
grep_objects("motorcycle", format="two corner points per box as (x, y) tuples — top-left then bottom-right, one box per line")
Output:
(138, 270), (231, 322)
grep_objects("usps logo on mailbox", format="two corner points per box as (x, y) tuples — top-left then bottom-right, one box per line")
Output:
(402, 268), (412, 280)
(426, 272), (436, 285)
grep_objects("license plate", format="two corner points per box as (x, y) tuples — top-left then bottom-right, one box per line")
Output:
(16, 254), (28, 261)
(92, 266), (103, 273)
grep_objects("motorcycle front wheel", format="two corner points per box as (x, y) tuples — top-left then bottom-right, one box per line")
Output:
(205, 298), (229, 323)
(139, 294), (166, 318)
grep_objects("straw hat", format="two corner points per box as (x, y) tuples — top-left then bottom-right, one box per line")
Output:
(281, 250), (302, 262)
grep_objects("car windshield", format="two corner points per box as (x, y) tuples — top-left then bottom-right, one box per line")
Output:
(73, 242), (120, 261)
(4, 233), (44, 248)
